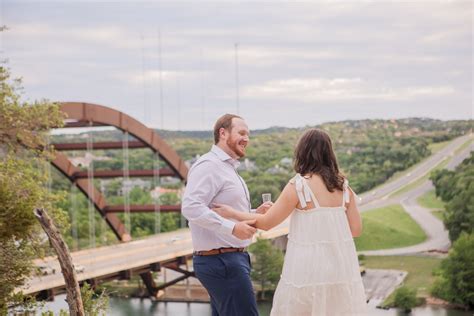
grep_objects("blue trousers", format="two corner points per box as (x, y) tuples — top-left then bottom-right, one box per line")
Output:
(193, 252), (259, 316)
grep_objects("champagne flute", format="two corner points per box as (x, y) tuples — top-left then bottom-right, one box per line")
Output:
(262, 193), (272, 203)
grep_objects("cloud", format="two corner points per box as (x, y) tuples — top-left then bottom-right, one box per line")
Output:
(2, 1), (471, 130)
(243, 77), (455, 102)
(8, 22), (142, 50)
(116, 69), (201, 85)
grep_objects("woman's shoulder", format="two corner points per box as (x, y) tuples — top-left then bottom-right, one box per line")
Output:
(288, 173), (303, 184)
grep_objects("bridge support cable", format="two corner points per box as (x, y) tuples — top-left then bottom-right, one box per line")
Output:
(86, 125), (96, 249)
(49, 103), (189, 243)
(149, 151), (161, 297)
(153, 151), (161, 235)
(122, 131), (131, 237)
(46, 134), (53, 194)
(180, 179), (186, 229)
(99, 180), (108, 245)
(69, 184), (79, 251)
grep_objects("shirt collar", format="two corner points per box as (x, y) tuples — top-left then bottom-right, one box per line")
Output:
(211, 145), (241, 169)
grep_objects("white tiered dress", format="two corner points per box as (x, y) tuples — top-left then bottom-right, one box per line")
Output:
(270, 174), (367, 316)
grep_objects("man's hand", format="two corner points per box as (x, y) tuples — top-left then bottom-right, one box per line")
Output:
(232, 219), (257, 240)
(256, 201), (273, 214)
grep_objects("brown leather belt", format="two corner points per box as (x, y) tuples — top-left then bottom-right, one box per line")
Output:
(193, 247), (246, 256)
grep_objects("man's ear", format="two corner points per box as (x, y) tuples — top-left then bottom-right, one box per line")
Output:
(219, 127), (227, 139)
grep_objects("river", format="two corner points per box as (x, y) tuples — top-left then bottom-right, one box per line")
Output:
(37, 295), (472, 315)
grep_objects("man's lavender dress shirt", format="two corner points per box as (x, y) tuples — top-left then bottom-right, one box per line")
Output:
(182, 145), (252, 251)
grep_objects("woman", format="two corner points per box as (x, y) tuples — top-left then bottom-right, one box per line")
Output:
(213, 128), (367, 315)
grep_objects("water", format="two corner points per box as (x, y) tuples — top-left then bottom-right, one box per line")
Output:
(38, 295), (472, 316)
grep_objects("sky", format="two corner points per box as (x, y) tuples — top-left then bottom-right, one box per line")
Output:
(1, 0), (473, 130)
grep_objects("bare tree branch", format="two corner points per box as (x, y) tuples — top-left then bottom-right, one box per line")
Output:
(34, 208), (84, 316)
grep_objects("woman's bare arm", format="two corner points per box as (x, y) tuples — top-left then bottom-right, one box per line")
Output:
(345, 188), (362, 237)
(255, 182), (298, 230)
(212, 205), (260, 221)
(213, 182), (298, 231)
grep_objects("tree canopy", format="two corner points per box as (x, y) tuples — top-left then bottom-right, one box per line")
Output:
(0, 63), (66, 312)
(431, 152), (474, 242)
(432, 232), (474, 308)
(248, 238), (284, 300)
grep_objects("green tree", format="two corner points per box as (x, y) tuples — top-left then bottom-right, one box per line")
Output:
(431, 232), (474, 309)
(0, 61), (67, 312)
(80, 283), (109, 316)
(431, 152), (474, 242)
(393, 286), (418, 312)
(248, 238), (284, 300)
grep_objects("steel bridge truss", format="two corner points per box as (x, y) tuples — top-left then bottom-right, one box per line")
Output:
(49, 102), (195, 297)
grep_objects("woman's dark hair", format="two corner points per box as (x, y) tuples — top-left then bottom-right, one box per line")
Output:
(293, 128), (345, 192)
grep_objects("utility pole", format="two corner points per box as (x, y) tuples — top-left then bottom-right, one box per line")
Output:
(158, 29), (164, 129)
(200, 49), (206, 130)
(234, 42), (240, 115)
(176, 77), (181, 131)
(141, 34), (147, 123)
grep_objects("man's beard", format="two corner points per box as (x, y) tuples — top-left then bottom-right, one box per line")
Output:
(227, 137), (246, 158)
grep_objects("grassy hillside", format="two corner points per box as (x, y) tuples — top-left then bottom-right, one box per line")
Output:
(355, 204), (427, 251)
(417, 190), (446, 221)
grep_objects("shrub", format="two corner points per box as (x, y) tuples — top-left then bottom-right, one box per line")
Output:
(431, 232), (474, 309)
(393, 286), (418, 312)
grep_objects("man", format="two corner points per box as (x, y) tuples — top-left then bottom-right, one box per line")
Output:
(182, 114), (270, 316)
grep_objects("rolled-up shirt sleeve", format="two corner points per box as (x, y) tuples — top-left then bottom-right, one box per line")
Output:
(182, 160), (236, 235)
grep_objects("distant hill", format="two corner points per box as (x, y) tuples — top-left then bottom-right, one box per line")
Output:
(50, 117), (472, 203)
(52, 117), (472, 142)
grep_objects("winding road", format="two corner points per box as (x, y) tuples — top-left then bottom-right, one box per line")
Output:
(359, 134), (472, 256)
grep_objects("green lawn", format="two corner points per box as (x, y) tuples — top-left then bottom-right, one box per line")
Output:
(431, 211), (444, 221)
(355, 205), (427, 251)
(417, 190), (445, 210)
(361, 255), (442, 305)
(417, 189), (446, 222)
(428, 140), (451, 153)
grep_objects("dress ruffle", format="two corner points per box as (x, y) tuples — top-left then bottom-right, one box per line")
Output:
(271, 279), (367, 316)
(270, 207), (368, 316)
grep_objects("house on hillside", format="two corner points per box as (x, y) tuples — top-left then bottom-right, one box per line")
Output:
(280, 157), (292, 167)
(237, 158), (258, 172)
(160, 176), (181, 186)
(118, 179), (150, 196)
(150, 186), (183, 200)
(70, 152), (111, 168)
(266, 164), (287, 175)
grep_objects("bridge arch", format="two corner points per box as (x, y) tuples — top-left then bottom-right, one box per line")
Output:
(51, 102), (188, 242)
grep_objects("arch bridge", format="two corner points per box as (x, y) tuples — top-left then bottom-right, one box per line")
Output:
(39, 102), (198, 299)
(52, 102), (188, 242)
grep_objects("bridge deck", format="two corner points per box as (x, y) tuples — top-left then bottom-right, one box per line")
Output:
(21, 221), (290, 295)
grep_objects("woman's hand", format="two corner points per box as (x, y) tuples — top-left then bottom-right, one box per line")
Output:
(212, 203), (237, 219)
(256, 201), (273, 214)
